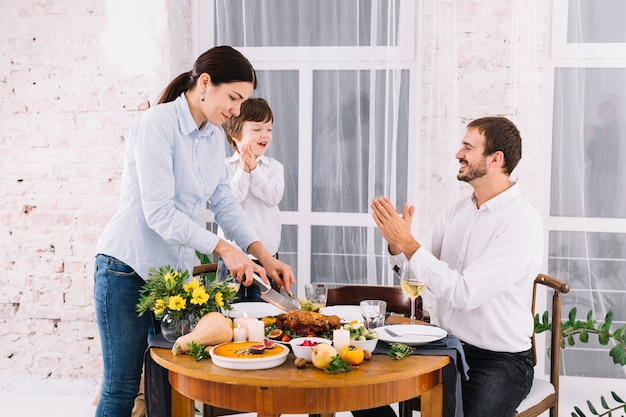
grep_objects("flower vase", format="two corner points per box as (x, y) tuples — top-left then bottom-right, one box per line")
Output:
(160, 313), (199, 342)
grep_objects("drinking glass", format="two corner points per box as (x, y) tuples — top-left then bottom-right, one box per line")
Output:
(398, 261), (426, 324)
(359, 299), (387, 329)
(217, 258), (240, 298)
(304, 283), (328, 308)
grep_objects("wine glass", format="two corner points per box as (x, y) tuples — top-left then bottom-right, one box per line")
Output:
(397, 261), (426, 324)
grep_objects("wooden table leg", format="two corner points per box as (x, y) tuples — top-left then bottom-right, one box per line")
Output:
(171, 385), (195, 417)
(418, 369), (444, 417)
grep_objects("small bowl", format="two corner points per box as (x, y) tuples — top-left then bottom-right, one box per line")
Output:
(289, 337), (332, 362)
(350, 337), (378, 353)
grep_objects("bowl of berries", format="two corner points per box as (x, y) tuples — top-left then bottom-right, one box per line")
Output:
(289, 337), (332, 362)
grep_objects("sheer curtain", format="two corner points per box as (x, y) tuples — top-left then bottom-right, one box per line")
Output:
(550, 0), (626, 379)
(213, 0), (410, 288)
(203, 0), (626, 381)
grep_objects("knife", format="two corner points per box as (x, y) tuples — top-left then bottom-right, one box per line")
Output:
(251, 274), (299, 312)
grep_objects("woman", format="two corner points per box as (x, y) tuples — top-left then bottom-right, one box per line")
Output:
(94, 45), (295, 417)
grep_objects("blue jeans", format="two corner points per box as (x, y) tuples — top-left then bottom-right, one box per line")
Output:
(94, 254), (155, 417)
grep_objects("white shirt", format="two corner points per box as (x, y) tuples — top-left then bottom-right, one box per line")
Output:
(393, 182), (543, 352)
(219, 152), (284, 256)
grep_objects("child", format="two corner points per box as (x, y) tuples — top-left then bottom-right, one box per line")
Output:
(219, 97), (285, 301)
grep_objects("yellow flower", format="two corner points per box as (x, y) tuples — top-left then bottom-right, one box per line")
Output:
(190, 287), (209, 305)
(215, 292), (224, 307)
(164, 272), (175, 284)
(183, 279), (201, 293)
(153, 299), (166, 316)
(168, 295), (186, 311)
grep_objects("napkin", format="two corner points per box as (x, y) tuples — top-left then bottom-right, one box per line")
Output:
(374, 334), (468, 417)
(149, 332), (175, 349)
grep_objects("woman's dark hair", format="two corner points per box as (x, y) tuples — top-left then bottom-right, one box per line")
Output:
(223, 97), (274, 151)
(467, 116), (522, 175)
(157, 45), (257, 104)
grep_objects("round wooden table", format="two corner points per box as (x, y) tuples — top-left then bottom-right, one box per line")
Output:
(151, 347), (450, 417)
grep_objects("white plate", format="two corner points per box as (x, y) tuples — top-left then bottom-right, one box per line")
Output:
(319, 305), (362, 323)
(225, 302), (284, 318)
(374, 324), (448, 346)
(209, 341), (289, 370)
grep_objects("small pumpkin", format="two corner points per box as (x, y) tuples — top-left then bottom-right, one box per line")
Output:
(171, 312), (233, 355)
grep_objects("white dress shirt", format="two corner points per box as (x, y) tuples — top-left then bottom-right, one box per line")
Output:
(393, 182), (543, 352)
(220, 152), (284, 256)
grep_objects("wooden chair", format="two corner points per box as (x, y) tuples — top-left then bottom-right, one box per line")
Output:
(399, 273), (570, 417)
(326, 284), (429, 322)
(514, 273), (570, 417)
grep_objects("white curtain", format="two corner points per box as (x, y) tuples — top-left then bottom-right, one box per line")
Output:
(549, 0), (626, 379)
(210, 0), (626, 379)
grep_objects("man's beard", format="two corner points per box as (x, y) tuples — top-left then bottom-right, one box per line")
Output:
(457, 159), (487, 183)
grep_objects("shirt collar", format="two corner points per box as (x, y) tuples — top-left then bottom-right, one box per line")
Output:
(477, 181), (519, 211)
(175, 93), (215, 138)
(226, 152), (270, 165)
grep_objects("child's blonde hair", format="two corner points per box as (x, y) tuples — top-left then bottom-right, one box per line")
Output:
(223, 97), (274, 152)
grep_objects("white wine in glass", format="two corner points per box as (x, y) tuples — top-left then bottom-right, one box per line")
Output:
(398, 263), (425, 324)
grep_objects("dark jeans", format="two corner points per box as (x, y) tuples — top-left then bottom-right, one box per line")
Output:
(351, 344), (533, 417)
(461, 343), (533, 417)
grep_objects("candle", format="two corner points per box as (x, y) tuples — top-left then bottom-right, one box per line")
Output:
(333, 328), (350, 351)
(233, 316), (251, 330)
(233, 324), (247, 342)
(248, 319), (265, 342)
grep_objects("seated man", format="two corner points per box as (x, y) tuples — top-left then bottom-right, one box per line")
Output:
(358, 116), (542, 417)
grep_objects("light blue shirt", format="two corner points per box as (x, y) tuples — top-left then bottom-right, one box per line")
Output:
(96, 93), (259, 280)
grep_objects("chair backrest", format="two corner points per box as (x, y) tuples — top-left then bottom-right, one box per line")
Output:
(326, 285), (428, 322)
(192, 263), (218, 276)
(515, 273), (570, 417)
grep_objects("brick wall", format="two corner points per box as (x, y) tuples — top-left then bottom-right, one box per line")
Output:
(0, 0), (549, 395)
(1, 0), (193, 394)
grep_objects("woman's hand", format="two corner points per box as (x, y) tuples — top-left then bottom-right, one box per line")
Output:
(247, 242), (296, 296)
(214, 240), (268, 287)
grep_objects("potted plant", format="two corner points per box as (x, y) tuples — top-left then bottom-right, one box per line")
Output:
(136, 264), (237, 341)
(535, 307), (626, 416)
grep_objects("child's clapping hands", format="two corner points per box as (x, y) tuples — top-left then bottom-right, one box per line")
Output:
(239, 143), (257, 172)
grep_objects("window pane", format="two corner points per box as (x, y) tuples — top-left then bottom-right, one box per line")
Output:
(252, 70), (299, 212)
(548, 230), (626, 378)
(278, 224), (298, 278)
(312, 70), (409, 213)
(551, 67), (626, 218)
(567, 0), (626, 43)
(214, 0), (400, 47)
(311, 225), (388, 285)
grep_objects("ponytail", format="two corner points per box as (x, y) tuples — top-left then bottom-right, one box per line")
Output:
(157, 71), (193, 104)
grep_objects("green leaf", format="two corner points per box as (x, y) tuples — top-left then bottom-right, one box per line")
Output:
(609, 343), (626, 366)
(572, 405), (586, 416)
(601, 396), (609, 409)
(542, 311), (549, 325)
(599, 333), (610, 346)
(580, 329), (589, 343)
(569, 307), (578, 323)
(568, 334), (576, 346)
(586, 399), (598, 415)
(611, 391), (625, 403)
(587, 310), (593, 321)
(195, 251), (212, 265)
